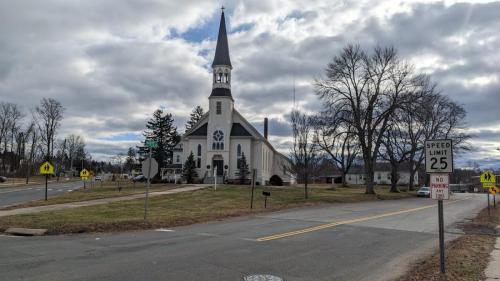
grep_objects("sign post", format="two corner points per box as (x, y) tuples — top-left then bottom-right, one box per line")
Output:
(214, 166), (217, 191)
(425, 139), (453, 275)
(480, 171), (496, 216)
(143, 140), (158, 221)
(39, 161), (54, 201)
(80, 168), (89, 189)
(250, 169), (256, 209)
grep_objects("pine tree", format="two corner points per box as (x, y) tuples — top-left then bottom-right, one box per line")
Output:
(182, 152), (198, 184)
(144, 109), (179, 175)
(185, 106), (205, 131)
(236, 152), (250, 184)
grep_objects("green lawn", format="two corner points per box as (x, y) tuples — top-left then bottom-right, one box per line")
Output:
(0, 185), (416, 234)
(1, 181), (181, 210)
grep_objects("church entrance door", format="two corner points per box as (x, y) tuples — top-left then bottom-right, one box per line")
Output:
(213, 160), (223, 176)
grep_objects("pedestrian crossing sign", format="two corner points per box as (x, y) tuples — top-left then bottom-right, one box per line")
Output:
(39, 161), (54, 175)
(80, 169), (90, 180)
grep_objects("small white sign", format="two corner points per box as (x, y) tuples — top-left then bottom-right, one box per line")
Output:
(141, 157), (159, 179)
(425, 139), (453, 174)
(430, 173), (450, 200)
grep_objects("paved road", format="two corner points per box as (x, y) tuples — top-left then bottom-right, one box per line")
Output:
(0, 193), (488, 281)
(0, 181), (83, 208)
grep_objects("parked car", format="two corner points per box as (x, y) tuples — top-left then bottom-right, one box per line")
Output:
(417, 186), (431, 197)
(133, 175), (146, 182)
(0, 176), (7, 183)
(94, 176), (102, 181)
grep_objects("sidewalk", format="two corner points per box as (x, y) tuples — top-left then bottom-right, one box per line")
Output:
(485, 228), (500, 281)
(0, 185), (208, 217)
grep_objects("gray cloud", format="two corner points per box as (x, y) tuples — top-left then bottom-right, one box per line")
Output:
(1, 0), (499, 167)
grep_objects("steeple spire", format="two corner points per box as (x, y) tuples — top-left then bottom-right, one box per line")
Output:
(212, 8), (232, 68)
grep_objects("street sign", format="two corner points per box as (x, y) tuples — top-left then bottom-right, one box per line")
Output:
(490, 187), (497, 195)
(146, 140), (158, 149)
(141, 157), (158, 179)
(80, 168), (90, 179)
(480, 170), (496, 189)
(39, 161), (54, 175)
(425, 139), (453, 173)
(430, 173), (450, 200)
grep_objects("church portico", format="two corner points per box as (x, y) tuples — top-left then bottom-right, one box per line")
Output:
(172, 9), (293, 185)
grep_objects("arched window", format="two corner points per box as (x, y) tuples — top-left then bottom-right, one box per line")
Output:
(197, 144), (202, 168)
(237, 144), (242, 169)
(213, 130), (224, 150)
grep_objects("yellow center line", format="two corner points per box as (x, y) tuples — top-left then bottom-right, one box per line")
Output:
(257, 197), (470, 242)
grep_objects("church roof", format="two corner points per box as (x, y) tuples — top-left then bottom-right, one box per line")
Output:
(210, 88), (232, 98)
(186, 123), (207, 136)
(212, 11), (232, 68)
(230, 123), (252, 136)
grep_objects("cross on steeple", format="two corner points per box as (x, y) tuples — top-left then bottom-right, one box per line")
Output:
(221, 5), (225, 12)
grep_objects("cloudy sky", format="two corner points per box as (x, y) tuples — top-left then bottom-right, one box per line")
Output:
(1, 0), (499, 167)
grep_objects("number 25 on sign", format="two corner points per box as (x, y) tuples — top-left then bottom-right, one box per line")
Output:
(425, 139), (453, 174)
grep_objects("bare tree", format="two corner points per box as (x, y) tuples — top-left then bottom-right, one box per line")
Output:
(316, 45), (415, 194)
(290, 110), (317, 199)
(25, 120), (39, 183)
(34, 98), (64, 162)
(408, 92), (471, 187)
(66, 134), (85, 171)
(312, 109), (359, 187)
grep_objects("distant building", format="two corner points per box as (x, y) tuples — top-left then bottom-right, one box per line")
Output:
(345, 163), (419, 186)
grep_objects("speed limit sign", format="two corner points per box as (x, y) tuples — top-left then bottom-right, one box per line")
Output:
(425, 139), (453, 174)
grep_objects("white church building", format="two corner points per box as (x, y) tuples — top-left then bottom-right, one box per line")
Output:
(165, 10), (292, 185)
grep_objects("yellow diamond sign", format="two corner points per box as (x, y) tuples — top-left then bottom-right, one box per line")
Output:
(80, 168), (90, 179)
(39, 161), (54, 175)
(490, 187), (498, 195)
(480, 170), (496, 183)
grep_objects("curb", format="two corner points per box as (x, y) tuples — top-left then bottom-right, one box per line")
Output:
(5, 227), (47, 236)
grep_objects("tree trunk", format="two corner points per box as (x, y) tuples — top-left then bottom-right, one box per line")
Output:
(304, 168), (309, 199)
(408, 166), (416, 191)
(364, 161), (375, 194)
(390, 163), (399, 193)
(341, 170), (347, 187)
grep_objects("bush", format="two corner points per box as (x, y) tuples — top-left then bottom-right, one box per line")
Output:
(269, 175), (283, 186)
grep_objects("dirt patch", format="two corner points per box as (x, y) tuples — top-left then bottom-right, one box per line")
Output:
(398, 206), (499, 281)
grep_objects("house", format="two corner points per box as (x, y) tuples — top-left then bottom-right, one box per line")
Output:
(345, 162), (419, 186)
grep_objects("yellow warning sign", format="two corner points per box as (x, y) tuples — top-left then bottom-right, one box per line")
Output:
(480, 170), (496, 183)
(39, 161), (54, 175)
(490, 187), (499, 195)
(80, 168), (90, 179)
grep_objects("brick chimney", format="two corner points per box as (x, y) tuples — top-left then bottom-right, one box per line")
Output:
(264, 117), (268, 140)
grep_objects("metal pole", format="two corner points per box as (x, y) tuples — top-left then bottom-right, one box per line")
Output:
(144, 149), (152, 221)
(250, 169), (256, 209)
(438, 199), (445, 274)
(45, 174), (48, 201)
(264, 196), (267, 209)
(488, 193), (491, 216)
(214, 166), (217, 191)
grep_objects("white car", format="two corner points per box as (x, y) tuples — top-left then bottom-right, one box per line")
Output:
(417, 186), (431, 197)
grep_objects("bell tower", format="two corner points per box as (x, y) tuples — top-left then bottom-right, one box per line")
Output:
(207, 7), (234, 161)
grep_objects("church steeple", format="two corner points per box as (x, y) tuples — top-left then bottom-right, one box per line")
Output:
(211, 8), (232, 98)
(212, 8), (232, 68)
